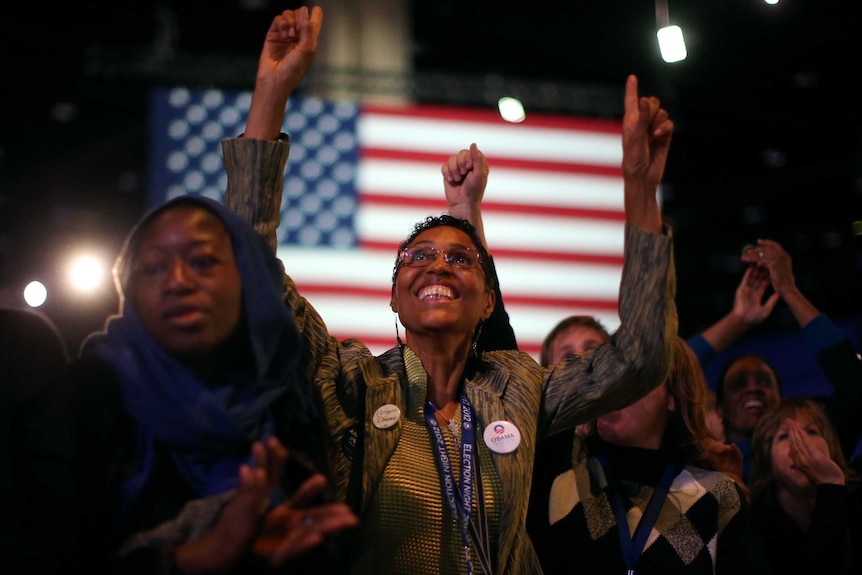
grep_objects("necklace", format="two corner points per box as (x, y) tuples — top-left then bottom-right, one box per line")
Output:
(430, 402), (460, 445)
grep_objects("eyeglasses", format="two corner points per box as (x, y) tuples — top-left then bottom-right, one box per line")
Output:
(399, 246), (482, 270)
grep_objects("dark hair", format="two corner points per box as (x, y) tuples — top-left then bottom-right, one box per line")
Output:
(540, 315), (610, 367)
(391, 214), (496, 291)
(715, 353), (782, 404)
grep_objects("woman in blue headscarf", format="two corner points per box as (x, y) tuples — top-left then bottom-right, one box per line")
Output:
(20, 7), (357, 575)
(67, 192), (356, 574)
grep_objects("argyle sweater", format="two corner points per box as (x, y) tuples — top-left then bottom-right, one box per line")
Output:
(526, 431), (771, 575)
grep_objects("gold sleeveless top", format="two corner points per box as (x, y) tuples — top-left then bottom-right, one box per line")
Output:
(350, 348), (502, 575)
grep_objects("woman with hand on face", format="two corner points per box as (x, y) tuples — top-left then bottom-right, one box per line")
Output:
(749, 398), (861, 574)
(688, 238), (862, 483)
(225, 68), (679, 574)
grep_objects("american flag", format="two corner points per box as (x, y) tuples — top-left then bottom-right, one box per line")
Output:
(149, 87), (628, 360)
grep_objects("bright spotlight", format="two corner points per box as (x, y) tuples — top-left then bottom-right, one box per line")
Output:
(23, 280), (48, 308)
(657, 25), (687, 63)
(498, 97), (526, 123)
(69, 255), (106, 293)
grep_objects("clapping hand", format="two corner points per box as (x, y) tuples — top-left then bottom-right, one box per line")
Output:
(173, 437), (358, 572)
(731, 264), (779, 328)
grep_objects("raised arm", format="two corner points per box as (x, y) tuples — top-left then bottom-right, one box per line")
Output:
(245, 6), (324, 141)
(441, 143), (517, 352)
(223, 6), (323, 251)
(690, 264), (779, 362)
(621, 74), (672, 234)
(442, 143), (489, 248)
(741, 239), (819, 327)
(540, 76), (678, 433)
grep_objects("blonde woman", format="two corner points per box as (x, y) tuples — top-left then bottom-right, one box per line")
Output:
(750, 398), (861, 574)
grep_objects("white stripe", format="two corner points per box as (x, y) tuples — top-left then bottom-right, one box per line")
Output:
(494, 255), (622, 299)
(483, 215), (624, 256)
(277, 247), (398, 287)
(505, 303), (621, 345)
(358, 158), (625, 211)
(276, 247), (623, 298)
(291, 294), (398, 339)
(478, 166), (623, 211)
(359, 114), (622, 166)
(353, 205), (626, 256)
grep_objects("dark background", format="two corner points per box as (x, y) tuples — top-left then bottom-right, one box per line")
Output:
(2, 0), (861, 356)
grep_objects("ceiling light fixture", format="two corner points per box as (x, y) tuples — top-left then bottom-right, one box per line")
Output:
(655, 0), (687, 63)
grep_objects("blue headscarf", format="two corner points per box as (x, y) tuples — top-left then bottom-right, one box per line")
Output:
(83, 195), (311, 525)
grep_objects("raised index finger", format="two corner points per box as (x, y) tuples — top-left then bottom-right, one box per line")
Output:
(624, 74), (639, 116)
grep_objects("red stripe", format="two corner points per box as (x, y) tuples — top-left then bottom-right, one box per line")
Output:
(359, 193), (626, 223)
(361, 104), (622, 134)
(328, 333), (399, 351)
(293, 283), (619, 311)
(361, 147), (622, 177)
(516, 341), (542, 357)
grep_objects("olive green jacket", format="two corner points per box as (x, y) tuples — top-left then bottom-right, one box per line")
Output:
(223, 136), (678, 575)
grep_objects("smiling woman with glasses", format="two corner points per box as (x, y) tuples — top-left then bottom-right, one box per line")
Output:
(392, 215), (491, 284)
(225, 69), (679, 575)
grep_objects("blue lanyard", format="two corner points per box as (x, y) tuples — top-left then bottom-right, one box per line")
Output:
(597, 452), (677, 575)
(424, 394), (492, 575)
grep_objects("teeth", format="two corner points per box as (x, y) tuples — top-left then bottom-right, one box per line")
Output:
(744, 400), (763, 409)
(419, 285), (454, 300)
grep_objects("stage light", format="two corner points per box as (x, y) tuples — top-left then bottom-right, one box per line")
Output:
(655, 1), (687, 63)
(23, 280), (48, 308)
(69, 255), (106, 293)
(498, 97), (526, 123)
(657, 25), (687, 63)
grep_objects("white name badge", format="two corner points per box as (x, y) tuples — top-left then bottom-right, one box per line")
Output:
(372, 404), (401, 429)
(483, 420), (521, 453)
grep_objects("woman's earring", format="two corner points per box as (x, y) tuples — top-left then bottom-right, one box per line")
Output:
(394, 313), (403, 348)
(471, 320), (484, 358)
